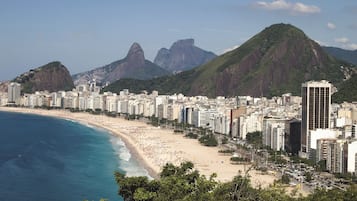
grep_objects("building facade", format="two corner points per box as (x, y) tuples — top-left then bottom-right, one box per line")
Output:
(301, 80), (332, 157)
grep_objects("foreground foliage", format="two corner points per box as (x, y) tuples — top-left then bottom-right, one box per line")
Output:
(114, 162), (357, 201)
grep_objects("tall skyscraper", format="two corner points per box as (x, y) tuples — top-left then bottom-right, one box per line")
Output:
(301, 80), (332, 157)
(7, 82), (21, 105)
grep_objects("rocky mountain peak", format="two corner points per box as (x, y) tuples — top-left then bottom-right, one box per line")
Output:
(171, 39), (195, 48)
(154, 39), (216, 72)
(126, 42), (145, 64)
(72, 42), (169, 85)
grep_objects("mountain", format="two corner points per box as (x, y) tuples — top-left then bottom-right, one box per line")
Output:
(103, 23), (355, 98)
(323, 46), (357, 65)
(13, 61), (74, 93)
(154, 39), (216, 72)
(332, 73), (357, 103)
(72, 43), (170, 85)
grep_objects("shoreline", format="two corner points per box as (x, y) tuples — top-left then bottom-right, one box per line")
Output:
(78, 119), (159, 179)
(0, 107), (278, 188)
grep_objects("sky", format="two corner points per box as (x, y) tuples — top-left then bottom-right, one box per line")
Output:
(0, 0), (356, 81)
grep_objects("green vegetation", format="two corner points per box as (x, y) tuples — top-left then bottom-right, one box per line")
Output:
(268, 153), (288, 165)
(280, 174), (290, 184)
(323, 46), (357, 65)
(13, 61), (74, 94)
(102, 69), (196, 95)
(230, 157), (250, 164)
(221, 137), (228, 144)
(246, 131), (263, 148)
(218, 149), (234, 155)
(198, 134), (218, 147)
(332, 74), (357, 103)
(304, 172), (313, 182)
(185, 132), (198, 139)
(174, 129), (184, 133)
(114, 162), (357, 201)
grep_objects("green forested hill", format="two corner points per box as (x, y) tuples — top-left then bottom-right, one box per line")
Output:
(13, 61), (74, 93)
(332, 74), (357, 103)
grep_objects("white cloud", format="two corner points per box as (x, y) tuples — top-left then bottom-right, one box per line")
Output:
(333, 37), (357, 50)
(222, 45), (240, 53)
(335, 37), (349, 44)
(345, 43), (357, 50)
(292, 2), (320, 14)
(256, 0), (290, 10)
(327, 22), (336, 30)
(255, 0), (320, 15)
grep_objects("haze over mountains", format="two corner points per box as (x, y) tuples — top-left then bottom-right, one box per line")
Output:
(104, 23), (356, 98)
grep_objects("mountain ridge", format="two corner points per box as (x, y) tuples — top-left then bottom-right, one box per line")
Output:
(322, 46), (357, 65)
(103, 23), (355, 98)
(72, 43), (170, 85)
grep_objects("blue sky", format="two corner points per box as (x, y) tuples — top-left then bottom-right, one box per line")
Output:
(0, 0), (356, 80)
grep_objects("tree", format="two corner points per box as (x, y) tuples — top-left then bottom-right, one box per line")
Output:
(280, 174), (290, 184)
(304, 171), (313, 183)
(222, 137), (228, 144)
(199, 134), (218, 147)
(114, 162), (357, 201)
(114, 171), (158, 201)
(246, 131), (262, 148)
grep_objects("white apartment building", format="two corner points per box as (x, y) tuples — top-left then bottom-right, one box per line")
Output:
(262, 117), (287, 151)
(106, 95), (118, 112)
(192, 108), (218, 129)
(347, 141), (357, 173)
(237, 113), (262, 140)
(167, 103), (182, 121)
(8, 82), (21, 105)
(118, 100), (129, 114)
(213, 113), (230, 135)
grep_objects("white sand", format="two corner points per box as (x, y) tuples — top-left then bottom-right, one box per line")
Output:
(0, 107), (278, 188)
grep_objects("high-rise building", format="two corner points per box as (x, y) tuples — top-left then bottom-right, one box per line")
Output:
(7, 82), (21, 105)
(301, 80), (332, 157)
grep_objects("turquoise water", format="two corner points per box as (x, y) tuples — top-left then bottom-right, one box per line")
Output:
(0, 111), (149, 201)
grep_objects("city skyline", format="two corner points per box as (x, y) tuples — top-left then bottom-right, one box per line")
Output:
(0, 0), (356, 81)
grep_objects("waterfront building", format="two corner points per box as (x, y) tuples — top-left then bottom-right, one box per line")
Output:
(106, 94), (118, 112)
(7, 82), (21, 105)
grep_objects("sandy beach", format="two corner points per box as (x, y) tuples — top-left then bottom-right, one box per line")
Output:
(0, 107), (278, 188)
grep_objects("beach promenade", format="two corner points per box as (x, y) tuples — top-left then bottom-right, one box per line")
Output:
(0, 107), (278, 188)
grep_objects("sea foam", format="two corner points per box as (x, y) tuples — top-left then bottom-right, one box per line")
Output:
(109, 136), (151, 178)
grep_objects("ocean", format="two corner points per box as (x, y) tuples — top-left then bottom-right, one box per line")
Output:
(0, 111), (149, 201)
